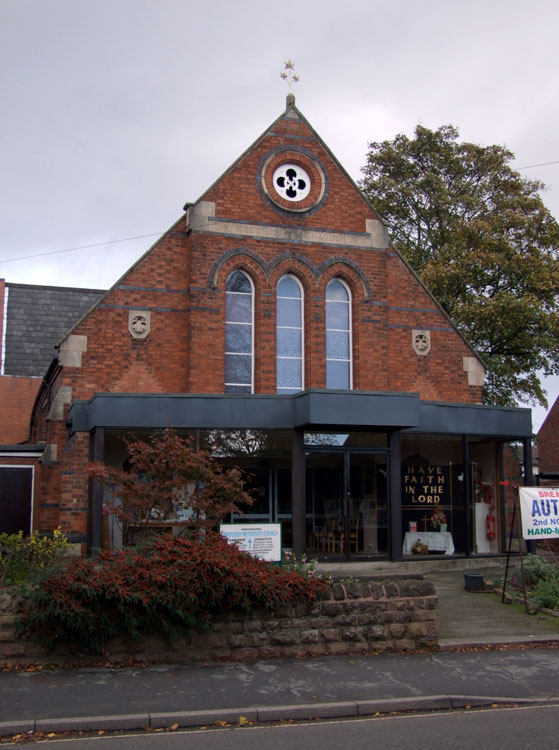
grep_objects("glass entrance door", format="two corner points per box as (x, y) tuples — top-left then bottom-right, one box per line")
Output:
(306, 452), (345, 555)
(306, 451), (389, 559)
(348, 453), (388, 557)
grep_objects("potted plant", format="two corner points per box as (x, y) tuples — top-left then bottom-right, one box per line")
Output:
(430, 506), (447, 530)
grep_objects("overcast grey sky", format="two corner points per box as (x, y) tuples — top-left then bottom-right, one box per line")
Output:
(1, 0), (558, 428)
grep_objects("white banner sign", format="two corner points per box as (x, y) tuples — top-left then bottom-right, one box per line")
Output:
(220, 523), (282, 562)
(518, 487), (559, 539)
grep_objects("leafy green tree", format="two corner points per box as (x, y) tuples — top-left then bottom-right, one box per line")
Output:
(359, 124), (559, 406)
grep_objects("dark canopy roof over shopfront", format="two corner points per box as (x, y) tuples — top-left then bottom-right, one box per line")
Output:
(68, 389), (532, 439)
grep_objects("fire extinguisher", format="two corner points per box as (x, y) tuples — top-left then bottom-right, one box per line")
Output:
(483, 483), (496, 540)
(486, 510), (496, 539)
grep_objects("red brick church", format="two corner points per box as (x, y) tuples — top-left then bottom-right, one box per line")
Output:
(0, 95), (533, 561)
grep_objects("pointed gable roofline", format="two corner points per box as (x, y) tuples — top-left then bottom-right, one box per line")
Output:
(30, 217), (188, 437)
(54, 98), (484, 374)
(54, 216), (186, 350)
(182, 97), (484, 371)
(538, 393), (559, 435)
(183, 97), (377, 219)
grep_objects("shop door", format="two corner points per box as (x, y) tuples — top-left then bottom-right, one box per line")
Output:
(306, 451), (388, 559)
(348, 453), (388, 557)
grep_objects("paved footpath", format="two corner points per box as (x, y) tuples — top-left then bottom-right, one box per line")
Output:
(2, 568), (559, 736)
(1, 648), (559, 735)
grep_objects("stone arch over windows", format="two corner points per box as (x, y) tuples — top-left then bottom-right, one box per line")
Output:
(269, 252), (370, 300)
(268, 252), (318, 286)
(317, 257), (371, 301)
(210, 248), (371, 302)
(209, 248), (268, 290)
(268, 258), (314, 296)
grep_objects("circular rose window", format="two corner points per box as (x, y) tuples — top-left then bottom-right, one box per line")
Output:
(261, 149), (326, 212)
(272, 164), (311, 202)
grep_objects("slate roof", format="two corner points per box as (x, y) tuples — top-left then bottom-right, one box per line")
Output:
(2, 283), (105, 377)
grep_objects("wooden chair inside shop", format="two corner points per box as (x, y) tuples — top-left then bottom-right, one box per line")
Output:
(348, 517), (360, 553)
(307, 521), (341, 553)
(308, 518), (360, 554)
(326, 519), (344, 554)
(308, 526), (325, 551)
(328, 518), (360, 554)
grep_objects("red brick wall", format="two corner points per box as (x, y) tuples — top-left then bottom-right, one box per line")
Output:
(538, 396), (559, 475)
(57, 432), (90, 545)
(62, 231), (191, 400)
(0, 377), (41, 444)
(35, 462), (61, 534)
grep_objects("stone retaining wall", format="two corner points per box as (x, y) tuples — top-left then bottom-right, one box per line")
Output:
(0, 577), (437, 667)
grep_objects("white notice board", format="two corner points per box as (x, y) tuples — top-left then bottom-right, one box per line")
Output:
(220, 523), (282, 562)
(518, 487), (559, 540)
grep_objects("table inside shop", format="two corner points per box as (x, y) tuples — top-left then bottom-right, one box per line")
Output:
(402, 531), (455, 555)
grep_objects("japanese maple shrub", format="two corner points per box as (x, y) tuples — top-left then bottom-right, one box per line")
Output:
(87, 428), (255, 544)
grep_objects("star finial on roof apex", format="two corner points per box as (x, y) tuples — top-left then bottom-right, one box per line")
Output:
(280, 60), (300, 106)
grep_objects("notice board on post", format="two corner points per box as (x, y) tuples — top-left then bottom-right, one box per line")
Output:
(220, 523), (282, 562)
(518, 487), (559, 540)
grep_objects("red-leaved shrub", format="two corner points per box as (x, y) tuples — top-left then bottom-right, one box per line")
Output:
(17, 534), (328, 652)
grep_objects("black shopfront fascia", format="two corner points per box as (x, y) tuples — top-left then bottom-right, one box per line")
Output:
(69, 390), (533, 558)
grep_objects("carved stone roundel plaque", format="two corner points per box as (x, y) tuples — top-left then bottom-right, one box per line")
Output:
(412, 329), (431, 356)
(129, 310), (151, 339)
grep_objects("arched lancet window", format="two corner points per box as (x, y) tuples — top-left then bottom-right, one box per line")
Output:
(326, 278), (352, 389)
(225, 270), (254, 393)
(276, 274), (304, 394)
